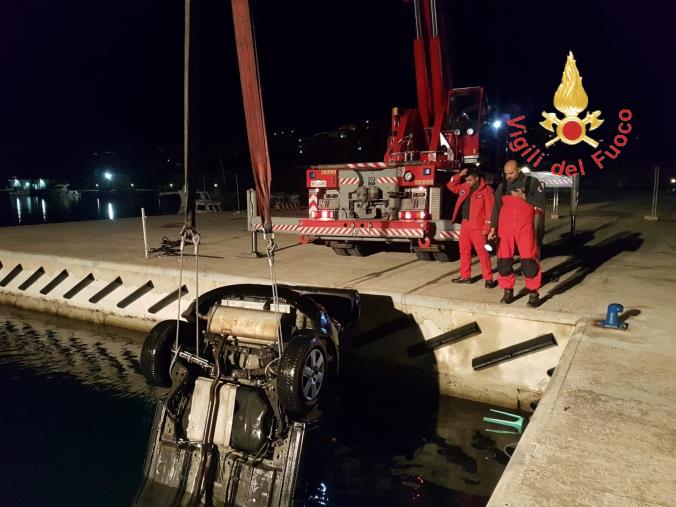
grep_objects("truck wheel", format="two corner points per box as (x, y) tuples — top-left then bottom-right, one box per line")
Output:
(140, 320), (192, 388)
(347, 243), (373, 257)
(332, 247), (350, 256)
(433, 243), (457, 262)
(277, 334), (334, 416)
(415, 251), (435, 261)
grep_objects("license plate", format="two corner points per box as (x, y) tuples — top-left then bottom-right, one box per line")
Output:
(310, 180), (326, 188)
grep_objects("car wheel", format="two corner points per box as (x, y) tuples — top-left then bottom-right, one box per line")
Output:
(332, 247), (350, 256)
(277, 334), (334, 416)
(140, 320), (192, 388)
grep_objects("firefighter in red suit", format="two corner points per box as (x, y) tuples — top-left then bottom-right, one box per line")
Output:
(447, 167), (497, 288)
(488, 160), (546, 307)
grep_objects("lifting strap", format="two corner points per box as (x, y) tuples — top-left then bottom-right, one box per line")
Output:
(231, 0), (273, 234)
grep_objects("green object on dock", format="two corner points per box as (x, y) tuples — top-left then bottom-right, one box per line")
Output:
(483, 409), (525, 434)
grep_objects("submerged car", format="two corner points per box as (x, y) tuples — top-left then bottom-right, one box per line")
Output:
(135, 283), (359, 507)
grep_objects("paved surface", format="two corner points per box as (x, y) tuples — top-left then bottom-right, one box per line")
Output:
(3, 191), (676, 505)
(1, 194), (670, 319)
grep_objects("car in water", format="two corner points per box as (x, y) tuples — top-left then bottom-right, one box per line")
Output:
(135, 283), (360, 506)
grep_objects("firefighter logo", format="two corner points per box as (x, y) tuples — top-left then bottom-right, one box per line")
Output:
(540, 51), (603, 148)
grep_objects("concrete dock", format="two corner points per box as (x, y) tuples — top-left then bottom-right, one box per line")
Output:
(1, 192), (675, 504)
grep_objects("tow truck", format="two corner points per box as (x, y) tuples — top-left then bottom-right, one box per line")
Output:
(297, 0), (485, 261)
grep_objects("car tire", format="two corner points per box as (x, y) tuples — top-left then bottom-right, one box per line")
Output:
(140, 320), (192, 388)
(277, 334), (334, 416)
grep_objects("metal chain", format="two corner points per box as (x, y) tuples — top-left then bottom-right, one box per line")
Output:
(263, 230), (284, 357)
(172, 227), (188, 371)
(192, 231), (201, 358)
(171, 226), (202, 369)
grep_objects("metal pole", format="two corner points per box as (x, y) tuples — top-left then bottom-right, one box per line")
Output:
(645, 166), (660, 220)
(552, 188), (560, 219)
(141, 208), (149, 259)
(653, 166), (660, 217)
(413, 0), (422, 38)
(570, 174), (579, 237)
(251, 230), (258, 255)
(235, 173), (241, 214)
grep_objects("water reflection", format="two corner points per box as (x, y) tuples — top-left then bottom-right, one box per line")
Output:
(0, 308), (155, 400)
(1, 191), (180, 227)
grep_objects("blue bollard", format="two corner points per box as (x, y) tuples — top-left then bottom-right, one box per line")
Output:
(597, 303), (628, 330)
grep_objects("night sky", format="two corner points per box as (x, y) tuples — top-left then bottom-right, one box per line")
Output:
(1, 0), (674, 181)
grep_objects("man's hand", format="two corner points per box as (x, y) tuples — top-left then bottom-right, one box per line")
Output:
(487, 228), (496, 240)
(459, 168), (468, 176)
(510, 189), (526, 200)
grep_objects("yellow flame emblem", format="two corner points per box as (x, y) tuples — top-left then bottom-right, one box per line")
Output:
(540, 51), (603, 148)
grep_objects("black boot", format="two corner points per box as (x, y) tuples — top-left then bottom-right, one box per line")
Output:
(500, 289), (514, 304)
(527, 292), (540, 308)
(485, 280), (498, 289)
(452, 277), (472, 284)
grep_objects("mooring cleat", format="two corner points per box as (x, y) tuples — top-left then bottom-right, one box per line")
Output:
(595, 303), (628, 330)
(483, 409), (525, 435)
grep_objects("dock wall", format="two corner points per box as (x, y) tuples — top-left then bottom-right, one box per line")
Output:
(0, 248), (580, 410)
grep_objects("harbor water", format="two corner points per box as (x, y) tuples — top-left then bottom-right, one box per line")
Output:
(0, 306), (519, 506)
(0, 191), (178, 227)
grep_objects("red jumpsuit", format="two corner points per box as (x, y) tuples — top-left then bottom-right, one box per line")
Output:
(447, 175), (494, 281)
(490, 174), (545, 291)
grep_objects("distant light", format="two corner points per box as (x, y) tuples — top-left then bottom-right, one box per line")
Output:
(41, 199), (47, 221)
(130, 183), (134, 187)
(466, 128), (475, 135)
(95, 183), (99, 187)
(299, 150), (303, 154)
(169, 183), (174, 188)
(39, 179), (45, 188)
(104, 171), (113, 181)
(107, 202), (114, 220)
(213, 183), (218, 188)
(357, 146), (362, 151)
(670, 177), (676, 184)
(521, 166), (531, 173)
(492, 120), (502, 130)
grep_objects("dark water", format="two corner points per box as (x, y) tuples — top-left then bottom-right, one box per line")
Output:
(0, 306), (517, 506)
(0, 191), (179, 227)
